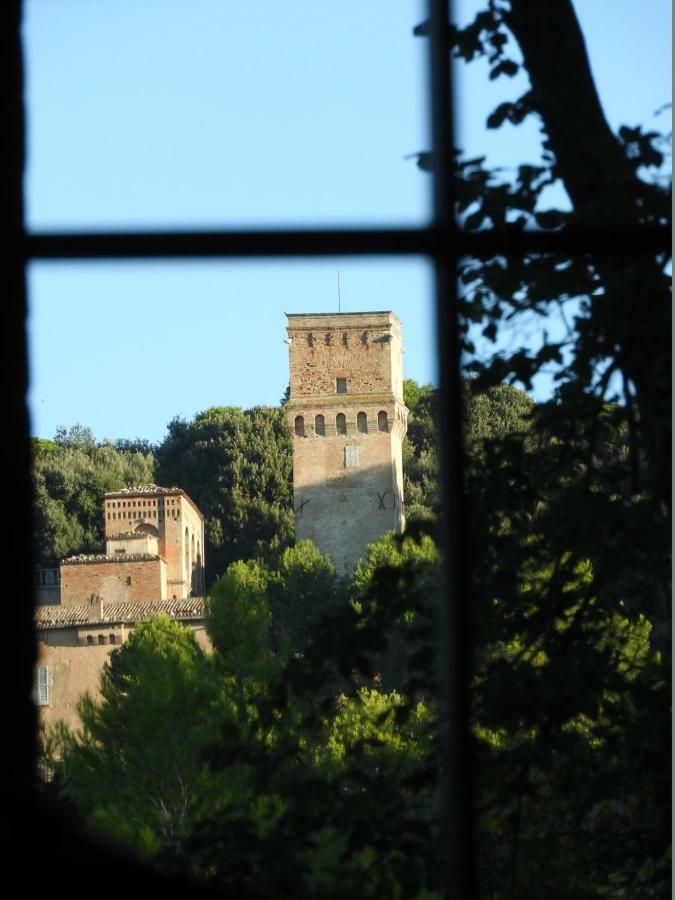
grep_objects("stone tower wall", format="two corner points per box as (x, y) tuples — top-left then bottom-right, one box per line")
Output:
(287, 311), (405, 402)
(286, 311), (407, 575)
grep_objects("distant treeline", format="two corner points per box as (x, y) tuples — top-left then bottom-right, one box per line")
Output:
(32, 380), (532, 589)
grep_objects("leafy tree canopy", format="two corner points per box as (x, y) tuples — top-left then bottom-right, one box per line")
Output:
(55, 616), (223, 861)
(154, 405), (294, 588)
(33, 425), (155, 567)
(411, 2), (671, 892)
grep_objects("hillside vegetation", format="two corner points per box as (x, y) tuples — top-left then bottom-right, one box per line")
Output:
(36, 377), (669, 895)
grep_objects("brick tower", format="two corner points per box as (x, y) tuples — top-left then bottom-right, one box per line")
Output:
(285, 311), (408, 575)
(102, 485), (206, 599)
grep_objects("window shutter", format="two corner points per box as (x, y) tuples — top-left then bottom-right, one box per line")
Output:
(36, 666), (49, 706)
(344, 446), (359, 468)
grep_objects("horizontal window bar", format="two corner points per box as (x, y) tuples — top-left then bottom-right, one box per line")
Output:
(25, 225), (670, 261)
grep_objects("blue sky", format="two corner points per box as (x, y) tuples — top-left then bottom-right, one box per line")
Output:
(24, 0), (671, 443)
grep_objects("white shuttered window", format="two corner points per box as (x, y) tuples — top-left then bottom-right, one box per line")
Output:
(34, 666), (49, 706)
(344, 446), (359, 468)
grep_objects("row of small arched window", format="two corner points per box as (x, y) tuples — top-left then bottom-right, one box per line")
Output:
(295, 410), (388, 437)
(85, 634), (117, 645)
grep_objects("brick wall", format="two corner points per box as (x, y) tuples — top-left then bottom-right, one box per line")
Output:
(60, 557), (167, 605)
(105, 494), (162, 538)
(162, 497), (186, 596)
(105, 533), (158, 556)
(286, 311), (404, 401)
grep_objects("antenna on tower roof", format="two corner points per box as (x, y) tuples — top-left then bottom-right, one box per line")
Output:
(337, 269), (341, 313)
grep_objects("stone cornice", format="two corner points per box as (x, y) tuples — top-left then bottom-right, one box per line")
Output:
(35, 598), (206, 629)
(286, 394), (407, 411)
(286, 311), (401, 327)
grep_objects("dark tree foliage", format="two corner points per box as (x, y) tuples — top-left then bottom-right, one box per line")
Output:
(187, 528), (442, 898)
(465, 396), (670, 896)
(403, 377), (533, 523)
(403, 379), (440, 522)
(44, 535), (440, 896)
(154, 405), (295, 589)
(412, 1), (671, 895)
(32, 427), (155, 567)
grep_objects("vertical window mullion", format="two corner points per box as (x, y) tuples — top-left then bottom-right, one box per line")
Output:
(428, 0), (476, 896)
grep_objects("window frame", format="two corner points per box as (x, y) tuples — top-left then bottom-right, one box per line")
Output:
(7, 0), (667, 893)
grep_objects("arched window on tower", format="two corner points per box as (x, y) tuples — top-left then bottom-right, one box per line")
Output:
(185, 526), (190, 582)
(336, 413), (347, 435)
(315, 414), (325, 436)
(357, 411), (368, 433)
(294, 415), (305, 437)
(378, 410), (389, 432)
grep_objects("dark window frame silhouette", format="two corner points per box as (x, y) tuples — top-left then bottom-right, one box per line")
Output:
(6, 0), (666, 894)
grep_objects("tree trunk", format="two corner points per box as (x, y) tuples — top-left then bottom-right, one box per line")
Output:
(506, 0), (671, 507)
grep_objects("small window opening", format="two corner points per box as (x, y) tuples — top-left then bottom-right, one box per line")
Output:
(336, 378), (347, 394)
(86, 635), (94, 646)
(336, 413), (347, 435)
(98, 635), (106, 645)
(315, 414), (325, 436)
(345, 446), (359, 468)
(357, 411), (368, 433)
(378, 410), (389, 432)
(294, 415), (305, 437)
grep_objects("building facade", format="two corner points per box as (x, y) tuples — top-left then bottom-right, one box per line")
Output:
(35, 484), (207, 729)
(285, 311), (408, 575)
(35, 597), (208, 730)
(59, 484), (205, 606)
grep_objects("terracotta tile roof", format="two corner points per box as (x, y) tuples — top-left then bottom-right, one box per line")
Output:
(103, 598), (205, 623)
(35, 598), (205, 629)
(105, 483), (183, 497)
(61, 553), (161, 565)
(35, 605), (90, 628)
(104, 484), (204, 519)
